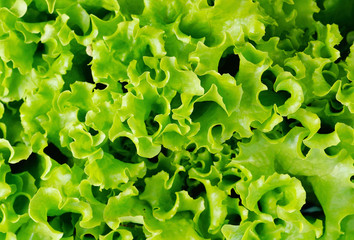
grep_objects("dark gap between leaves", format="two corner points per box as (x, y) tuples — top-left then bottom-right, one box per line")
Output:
(188, 182), (206, 199)
(261, 70), (276, 89)
(207, 0), (215, 6)
(226, 214), (241, 225)
(94, 83), (107, 90)
(82, 58), (94, 84)
(257, 201), (263, 212)
(10, 153), (40, 174)
(145, 111), (159, 136)
(22, 2), (57, 23)
(160, 147), (171, 157)
(230, 188), (239, 199)
(301, 142), (310, 157)
(92, 185), (111, 204)
(109, 137), (139, 163)
(120, 81), (128, 93)
(223, 175), (241, 184)
(83, 234), (95, 239)
(318, 121), (335, 134)
(258, 90), (291, 107)
(324, 145), (341, 156)
(43, 143), (69, 165)
(147, 155), (159, 163)
(301, 201), (325, 220)
(88, 128), (99, 136)
(186, 143), (196, 152)
(218, 47), (240, 77)
(329, 98), (343, 113)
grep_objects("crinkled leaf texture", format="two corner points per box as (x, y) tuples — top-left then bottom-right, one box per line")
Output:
(0, 0), (353, 239)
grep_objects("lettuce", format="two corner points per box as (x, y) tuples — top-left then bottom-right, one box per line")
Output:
(0, 0), (353, 239)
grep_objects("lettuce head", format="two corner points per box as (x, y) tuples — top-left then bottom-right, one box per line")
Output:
(0, 0), (353, 239)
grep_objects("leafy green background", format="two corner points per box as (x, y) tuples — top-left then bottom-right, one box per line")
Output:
(0, 0), (353, 239)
